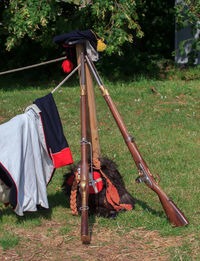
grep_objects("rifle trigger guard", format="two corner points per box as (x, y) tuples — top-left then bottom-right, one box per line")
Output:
(135, 176), (143, 184)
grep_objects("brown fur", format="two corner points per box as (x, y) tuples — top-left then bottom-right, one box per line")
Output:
(62, 158), (135, 218)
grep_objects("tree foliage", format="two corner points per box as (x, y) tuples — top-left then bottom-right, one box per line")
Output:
(0, 0), (143, 55)
(3, 1), (198, 75)
(175, 0), (200, 30)
(3, 0), (58, 50)
(175, 0), (200, 64)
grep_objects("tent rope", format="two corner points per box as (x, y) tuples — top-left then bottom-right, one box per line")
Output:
(0, 56), (66, 76)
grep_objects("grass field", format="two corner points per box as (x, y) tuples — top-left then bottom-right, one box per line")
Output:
(0, 65), (200, 260)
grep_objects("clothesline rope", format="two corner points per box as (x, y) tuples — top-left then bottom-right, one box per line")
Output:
(0, 55), (81, 93)
(51, 63), (81, 93)
(0, 56), (66, 76)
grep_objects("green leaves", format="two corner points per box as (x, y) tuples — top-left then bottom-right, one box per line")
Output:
(175, 0), (200, 63)
(175, 0), (200, 29)
(89, 0), (143, 55)
(2, 0), (143, 55)
(4, 0), (58, 50)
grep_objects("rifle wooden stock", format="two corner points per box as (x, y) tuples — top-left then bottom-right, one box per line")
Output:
(138, 163), (189, 227)
(85, 55), (189, 227)
(77, 46), (90, 243)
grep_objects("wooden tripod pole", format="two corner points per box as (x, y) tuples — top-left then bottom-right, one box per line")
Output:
(76, 47), (101, 162)
(85, 57), (101, 163)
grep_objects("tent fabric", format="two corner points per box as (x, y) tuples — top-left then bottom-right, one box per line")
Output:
(0, 93), (73, 215)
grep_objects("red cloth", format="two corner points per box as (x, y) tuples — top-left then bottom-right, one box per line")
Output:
(89, 171), (103, 194)
(62, 59), (73, 73)
(67, 170), (103, 194)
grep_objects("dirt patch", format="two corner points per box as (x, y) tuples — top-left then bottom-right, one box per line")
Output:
(0, 220), (183, 261)
(0, 116), (6, 124)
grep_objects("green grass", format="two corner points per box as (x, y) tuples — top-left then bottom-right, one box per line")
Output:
(0, 65), (200, 259)
(0, 232), (19, 250)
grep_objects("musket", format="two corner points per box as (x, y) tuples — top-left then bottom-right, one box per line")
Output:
(85, 55), (189, 227)
(77, 46), (90, 243)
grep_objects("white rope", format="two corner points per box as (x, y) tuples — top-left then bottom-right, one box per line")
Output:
(0, 56), (66, 76)
(0, 55), (81, 93)
(51, 63), (81, 93)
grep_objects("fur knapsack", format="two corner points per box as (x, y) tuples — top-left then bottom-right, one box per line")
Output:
(62, 158), (135, 218)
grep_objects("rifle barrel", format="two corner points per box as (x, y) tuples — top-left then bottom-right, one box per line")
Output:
(78, 49), (90, 243)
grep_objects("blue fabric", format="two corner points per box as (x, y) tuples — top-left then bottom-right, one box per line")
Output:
(53, 29), (97, 49)
(34, 93), (69, 157)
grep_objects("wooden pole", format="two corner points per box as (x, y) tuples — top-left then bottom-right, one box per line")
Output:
(85, 59), (101, 162)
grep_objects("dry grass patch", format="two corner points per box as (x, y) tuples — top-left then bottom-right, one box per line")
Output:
(0, 219), (184, 261)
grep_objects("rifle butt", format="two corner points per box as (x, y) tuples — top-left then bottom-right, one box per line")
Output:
(138, 164), (189, 227)
(158, 194), (189, 227)
(80, 178), (90, 243)
(81, 209), (90, 243)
